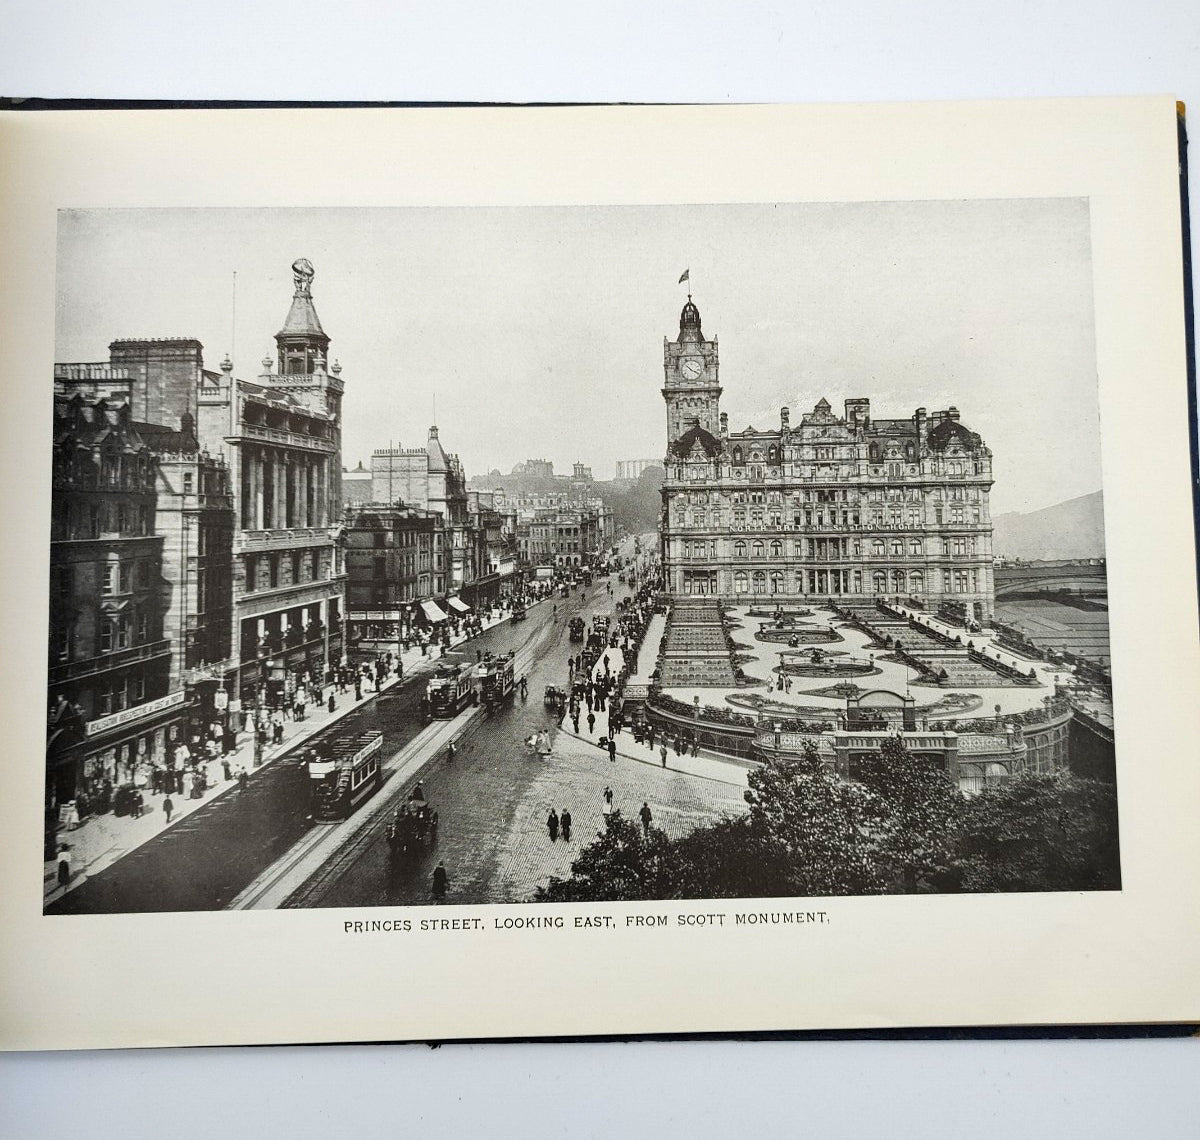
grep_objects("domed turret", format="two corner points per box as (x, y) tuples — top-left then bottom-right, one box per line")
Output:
(679, 295), (701, 333)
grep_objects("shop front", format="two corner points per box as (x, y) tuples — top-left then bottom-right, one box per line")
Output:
(48, 689), (191, 821)
(347, 607), (403, 664)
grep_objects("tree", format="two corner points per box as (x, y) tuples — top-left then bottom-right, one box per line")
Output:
(954, 772), (1120, 892)
(855, 737), (964, 892)
(536, 812), (674, 901)
(740, 742), (888, 896)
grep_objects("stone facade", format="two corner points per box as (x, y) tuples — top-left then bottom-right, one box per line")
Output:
(370, 427), (473, 590)
(659, 298), (996, 621)
(47, 391), (177, 805)
(194, 260), (347, 701)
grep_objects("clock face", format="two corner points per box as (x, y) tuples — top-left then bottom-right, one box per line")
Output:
(680, 357), (703, 381)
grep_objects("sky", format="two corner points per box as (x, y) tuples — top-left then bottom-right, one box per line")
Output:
(55, 201), (1101, 515)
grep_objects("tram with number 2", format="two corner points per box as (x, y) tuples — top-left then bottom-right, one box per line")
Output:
(307, 730), (384, 821)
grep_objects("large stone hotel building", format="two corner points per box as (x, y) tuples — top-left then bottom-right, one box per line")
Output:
(659, 297), (996, 622)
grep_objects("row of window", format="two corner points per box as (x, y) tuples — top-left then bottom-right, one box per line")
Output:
(93, 669), (150, 716)
(675, 484), (982, 510)
(675, 504), (985, 529)
(678, 535), (982, 560)
(681, 567), (982, 595)
(676, 459), (982, 481)
(52, 499), (155, 541)
(54, 448), (156, 493)
(243, 548), (330, 593)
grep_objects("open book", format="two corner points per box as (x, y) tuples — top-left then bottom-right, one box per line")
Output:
(0, 97), (1196, 1049)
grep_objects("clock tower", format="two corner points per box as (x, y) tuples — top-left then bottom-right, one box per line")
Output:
(663, 296), (722, 449)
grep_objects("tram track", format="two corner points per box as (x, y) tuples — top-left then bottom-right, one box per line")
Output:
(228, 606), (565, 910)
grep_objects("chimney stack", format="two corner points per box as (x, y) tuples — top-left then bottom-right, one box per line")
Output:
(780, 406), (790, 431)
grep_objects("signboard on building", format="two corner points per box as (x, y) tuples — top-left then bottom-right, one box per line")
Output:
(85, 690), (186, 737)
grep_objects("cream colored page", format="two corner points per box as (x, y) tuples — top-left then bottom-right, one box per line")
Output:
(0, 99), (1197, 1050)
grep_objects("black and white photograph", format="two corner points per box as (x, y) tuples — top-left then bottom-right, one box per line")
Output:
(44, 199), (1119, 915)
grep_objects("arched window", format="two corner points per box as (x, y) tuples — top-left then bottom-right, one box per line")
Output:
(768, 446), (778, 463)
(770, 540), (782, 558)
(910, 572), (924, 594)
(770, 571), (784, 594)
(872, 538), (884, 556)
(734, 571), (749, 594)
(909, 539), (921, 555)
(732, 446), (743, 466)
(752, 540), (764, 558)
(734, 540), (747, 559)
(891, 569), (906, 591)
(752, 571), (767, 593)
(891, 539), (903, 556)
(905, 443), (915, 460)
(869, 443), (881, 462)
(873, 571), (886, 594)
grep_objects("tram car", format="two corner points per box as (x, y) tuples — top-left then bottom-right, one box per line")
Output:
(569, 616), (586, 642)
(307, 730), (384, 821)
(511, 600), (527, 621)
(426, 662), (475, 717)
(476, 651), (516, 709)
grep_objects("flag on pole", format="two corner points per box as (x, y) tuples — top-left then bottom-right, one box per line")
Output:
(678, 268), (689, 284)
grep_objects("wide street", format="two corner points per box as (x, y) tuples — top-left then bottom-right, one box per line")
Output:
(49, 544), (746, 914)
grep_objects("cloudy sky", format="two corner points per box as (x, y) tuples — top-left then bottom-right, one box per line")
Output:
(56, 201), (1100, 515)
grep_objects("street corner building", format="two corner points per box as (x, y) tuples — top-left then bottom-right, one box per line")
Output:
(658, 295), (996, 621)
(47, 259), (348, 823)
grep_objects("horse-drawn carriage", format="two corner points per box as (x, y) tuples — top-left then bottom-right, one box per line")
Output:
(544, 685), (567, 714)
(387, 789), (438, 861)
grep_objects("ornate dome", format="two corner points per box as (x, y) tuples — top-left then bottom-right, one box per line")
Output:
(679, 296), (701, 332)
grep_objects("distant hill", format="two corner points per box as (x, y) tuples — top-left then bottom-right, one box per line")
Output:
(992, 491), (1105, 560)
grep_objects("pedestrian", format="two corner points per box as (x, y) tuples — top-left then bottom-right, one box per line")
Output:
(131, 788), (144, 818)
(222, 757), (232, 782)
(354, 677), (362, 701)
(432, 861), (448, 900)
(587, 710), (596, 735)
(691, 736), (699, 757)
(547, 808), (559, 842)
(561, 810), (572, 842)
(328, 692), (336, 714)
(447, 739), (456, 763)
(607, 737), (617, 763)
(604, 785), (614, 808)
(648, 723), (656, 749)
(572, 710), (580, 733)
(660, 742), (667, 768)
(56, 845), (72, 889)
(639, 801), (653, 837)
(163, 795), (174, 823)
(238, 767), (249, 793)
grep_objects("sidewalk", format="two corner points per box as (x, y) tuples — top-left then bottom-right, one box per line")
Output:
(556, 641), (752, 790)
(43, 598), (540, 906)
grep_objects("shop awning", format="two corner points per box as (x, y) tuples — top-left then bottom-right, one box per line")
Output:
(447, 596), (471, 614)
(421, 600), (449, 623)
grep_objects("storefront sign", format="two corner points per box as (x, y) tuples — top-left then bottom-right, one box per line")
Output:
(85, 690), (186, 737)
